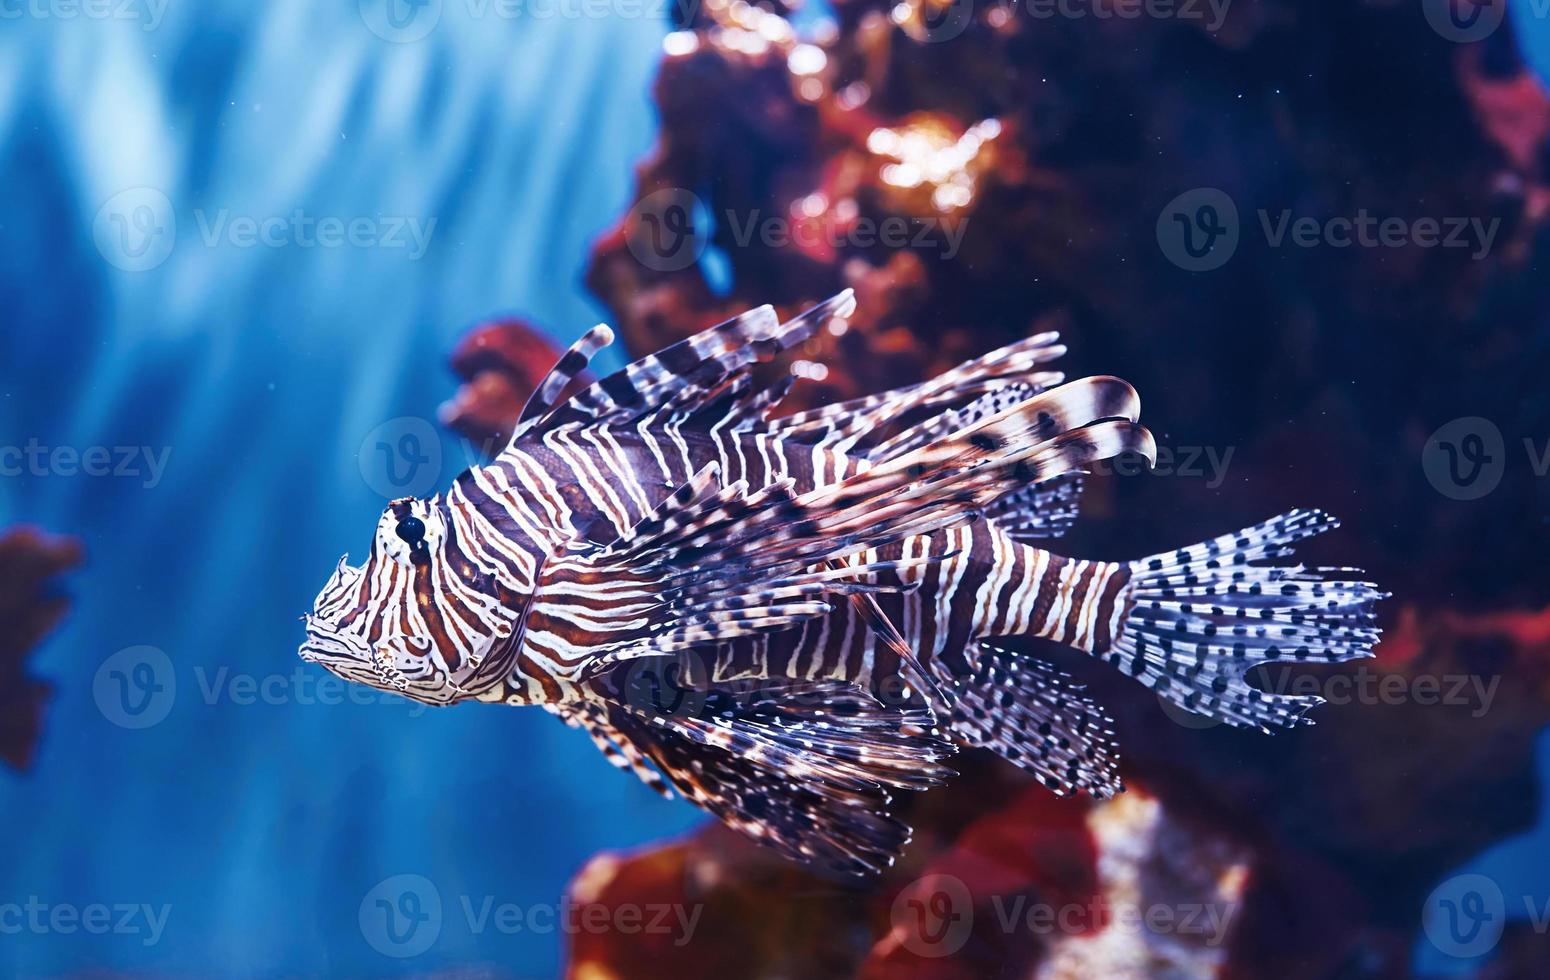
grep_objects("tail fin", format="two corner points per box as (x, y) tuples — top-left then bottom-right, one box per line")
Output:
(1104, 509), (1386, 731)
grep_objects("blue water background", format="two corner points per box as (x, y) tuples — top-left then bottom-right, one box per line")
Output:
(2, 2), (1549, 976)
(1, 3), (689, 976)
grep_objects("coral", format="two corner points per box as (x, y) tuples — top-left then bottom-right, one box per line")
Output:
(440, 316), (569, 452)
(545, 0), (1550, 976)
(0, 525), (82, 771)
(563, 778), (1251, 980)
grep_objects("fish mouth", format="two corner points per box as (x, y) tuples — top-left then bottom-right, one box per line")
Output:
(298, 617), (380, 687)
(299, 616), (464, 706)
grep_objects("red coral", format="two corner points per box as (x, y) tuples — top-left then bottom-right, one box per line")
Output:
(518, 1), (1550, 975)
(440, 317), (568, 452)
(0, 526), (83, 771)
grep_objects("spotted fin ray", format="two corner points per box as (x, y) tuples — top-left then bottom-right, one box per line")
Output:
(983, 473), (1085, 541)
(533, 292), (854, 432)
(770, 330), (1067, 457)
(548, 701), (673, 799)
(579, 680), (956, 875)
(943, 643), (1122, 798)
(519, 323), (615, 424)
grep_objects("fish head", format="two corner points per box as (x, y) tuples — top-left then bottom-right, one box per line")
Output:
(299, 495), (520, 707)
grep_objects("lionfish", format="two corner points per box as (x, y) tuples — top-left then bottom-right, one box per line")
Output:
(301, 292), (1383, 874)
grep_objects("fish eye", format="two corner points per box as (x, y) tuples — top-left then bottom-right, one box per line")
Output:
(395, 515), (427, 548)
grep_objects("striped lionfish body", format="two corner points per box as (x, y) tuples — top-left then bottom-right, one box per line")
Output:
(301, 292), (1385, 874)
